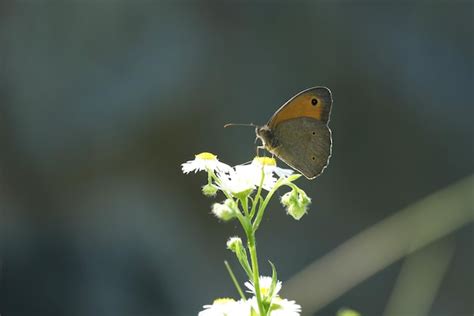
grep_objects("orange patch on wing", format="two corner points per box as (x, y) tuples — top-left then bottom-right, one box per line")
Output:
(270, 94), (324, 127)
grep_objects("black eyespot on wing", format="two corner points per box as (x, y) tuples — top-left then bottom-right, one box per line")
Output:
(312, 87), (333, 124)
(311, 98), (318, 105)
(312, 156), (316, 160)
(312, 131), (316, 135)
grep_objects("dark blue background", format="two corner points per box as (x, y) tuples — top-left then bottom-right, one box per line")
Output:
(0, 2), (472, 315)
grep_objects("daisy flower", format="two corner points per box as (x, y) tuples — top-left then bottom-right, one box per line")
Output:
(252, 156), (294, 179)
(218, 157), (293, 195)
(245, 276), (282, 299)
(268, 297), (302, 316)
(181, 152), (233, 174)
(198, 298), (251, 316)
(216, 168), (257, 195)
(247, 296), (301, 316)
(244, 157), (293, 189)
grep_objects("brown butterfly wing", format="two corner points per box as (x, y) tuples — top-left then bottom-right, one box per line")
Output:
(268, 86), (332, 128)
(271, 117), (332, 179)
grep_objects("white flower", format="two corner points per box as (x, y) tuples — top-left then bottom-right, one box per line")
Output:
(252, 157), (293, 179)
(198, 298), (251, 316)
(234, 162), (276, 192)
(217, 168), (256, 195)
(247, 296), (301, 316)
(245, 276), (282, 299)
(182, 152), (233, 174)
(218, 157), (293, 195)
(246, 157), (293, 190)
(268, 297), (301, 316)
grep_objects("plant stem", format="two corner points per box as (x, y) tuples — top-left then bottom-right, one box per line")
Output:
(240, 196), (249, 217)
(252, 180), (281, 231)
(248, 231), (266, 316)
(249, 168), (265, 219)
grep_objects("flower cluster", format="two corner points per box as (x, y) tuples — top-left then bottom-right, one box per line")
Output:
(181, 152), (311, 221)
(199, 276), (301, 316)
(182, 152), (311, 316)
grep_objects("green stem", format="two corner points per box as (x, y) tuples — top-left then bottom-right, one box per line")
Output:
(237, 249), (254, 280)
(240, 196), (249, 217)
(250, 168), (265, 219)
(252, 179), (283, 231)
(224, 260), (246, 300)
(208, 169), (252, 234)
(248, 232), (266, 316)
(235, 210), (252, 237)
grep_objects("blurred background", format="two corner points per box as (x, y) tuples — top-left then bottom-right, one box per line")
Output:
(0, 1), (472, 316)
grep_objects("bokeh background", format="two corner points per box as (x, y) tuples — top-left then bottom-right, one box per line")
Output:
(0, 1), (472, 316)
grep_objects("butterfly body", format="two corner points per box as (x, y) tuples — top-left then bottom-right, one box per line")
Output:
(256, 86), (333, 180)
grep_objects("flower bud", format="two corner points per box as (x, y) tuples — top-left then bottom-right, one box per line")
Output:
(201, 184), (218, 197)
(226, 236), (252, 278)
(211, 199), (238, 221)
(280, 188), (311, 220)
(226, 236), (243, 253)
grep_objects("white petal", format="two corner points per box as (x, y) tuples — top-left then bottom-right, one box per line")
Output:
(270, 298), (302, 316)
(244, 276), (282, 299)
(181, 153), (232, 174)
(217, 168), (256, 195)
(273, 167), (294, 178)
(198, 298), (251, 316)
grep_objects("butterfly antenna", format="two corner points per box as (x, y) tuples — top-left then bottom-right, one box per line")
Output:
(224, 123), (256, 128)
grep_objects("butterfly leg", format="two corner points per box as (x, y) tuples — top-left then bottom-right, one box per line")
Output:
(256, 145), (262, 157)
(255, 135), (264, 157)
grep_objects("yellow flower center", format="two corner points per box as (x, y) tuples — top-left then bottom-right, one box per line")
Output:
(254, 156), (276, 166)
(196, 152), (217, 160)
(213, 297), (236, 305)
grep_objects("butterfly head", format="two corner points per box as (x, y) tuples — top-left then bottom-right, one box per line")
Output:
(256, 125), (279, 150)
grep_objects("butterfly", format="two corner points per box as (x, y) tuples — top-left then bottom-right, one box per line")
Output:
(255, 87), (333, 179)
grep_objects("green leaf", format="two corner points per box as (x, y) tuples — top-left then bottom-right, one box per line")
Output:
(224, 260), (246, 300)
(238, 247), (253, 280)
(285, 174), (302, 183)
(268, 261), (278, 301)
